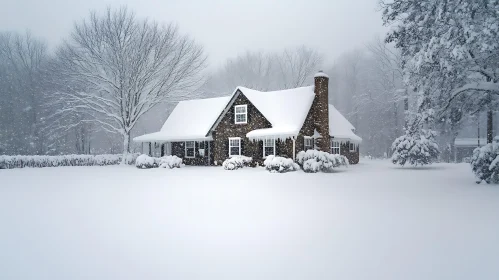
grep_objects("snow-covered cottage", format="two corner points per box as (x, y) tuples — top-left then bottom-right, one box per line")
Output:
(133, 71), (362, 165)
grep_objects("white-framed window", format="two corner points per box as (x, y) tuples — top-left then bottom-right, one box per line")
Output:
(234, 105), (247, 124)
(229, 137), (241, 157)
(263, 138), (275, 158)
(198, 141), (205, 157)
(304, 136), (313, 151)
(185, 141), (195, 158)
(349, 142), (355, 152)
(331, 140), (340, 155)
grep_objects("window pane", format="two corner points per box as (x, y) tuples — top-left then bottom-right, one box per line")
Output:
(264, 147), (274, 157)
(264, 138), (274, 147)
(235, 106), (246, 113)
(230, 147), (240, 155)
(230, 139), (240, 146)
(236, 114), (246, 123)
(186, 141), (194, 148)
(186, 148), (194, 157)
(304, 138), (313, 147)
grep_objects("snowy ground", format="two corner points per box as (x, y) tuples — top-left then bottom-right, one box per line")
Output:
(1, 160), (498, 280)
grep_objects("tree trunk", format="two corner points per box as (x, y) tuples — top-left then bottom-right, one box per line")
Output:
(487, 110), (493, 144)
(121, 132), (131, 164)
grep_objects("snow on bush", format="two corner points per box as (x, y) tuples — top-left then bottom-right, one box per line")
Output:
(135, 154), (159, 169)
(263, 155), (300, 173)
(0, 153), (139, 169)
(296, 150), (348, 173)
(222, 156), (253, 170)
(470, 140), (499, 184)
(159, 155), (184, 169)
(391, 129), (440, 166)
(135, 155), (184, 169)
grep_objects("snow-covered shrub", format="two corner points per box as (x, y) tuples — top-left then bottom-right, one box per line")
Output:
(135, 154), (158, 169)
(0, 154), (139, 169)
(263, 155), (300, 173)
(296, 150), (348, 173)
(470, 141), (499, 184)
(159, 155), (184, 169)
(222, 156), (252, 170)
(391, 129), (440, 166)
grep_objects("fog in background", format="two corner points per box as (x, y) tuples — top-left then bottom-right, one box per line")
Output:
(1, 0), (385, 68)
(0, 0), (491, 157)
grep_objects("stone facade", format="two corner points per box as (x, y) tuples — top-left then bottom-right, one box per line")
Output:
(312, 73), (330, 152)
(171, 141), (213, 165)
(212, 91), (272, 165)
(166, 72), (360, 166)
(339, 141), (360, 164)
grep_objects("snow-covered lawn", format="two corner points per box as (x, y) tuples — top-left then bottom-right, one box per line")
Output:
(1, 160), (498, 280)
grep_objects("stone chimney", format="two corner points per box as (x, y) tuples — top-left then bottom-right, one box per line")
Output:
(313, 71), (330, 152)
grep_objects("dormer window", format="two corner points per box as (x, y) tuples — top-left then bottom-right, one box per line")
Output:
(234, 105), (247, 124)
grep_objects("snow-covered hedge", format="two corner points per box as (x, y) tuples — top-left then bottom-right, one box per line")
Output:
(391, 130), (440, 166)
(296, 150), (349, 173)
(159, 155), (184, 169)
(135, 154), (159, 169)
(264, 155), (300, 173)
(135, 154), (184, 169)
(0, 153), (139, 169)
(470, 141), (499, 184)
(222, 156), (253, 170)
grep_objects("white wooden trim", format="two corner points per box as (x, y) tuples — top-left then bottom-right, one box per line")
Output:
(263, 137), (276, 158)
(330, 139), (341, 155)
(234, 104), (248, 124)
(228, 137), (241, 157)
(185, 141), (195, 158)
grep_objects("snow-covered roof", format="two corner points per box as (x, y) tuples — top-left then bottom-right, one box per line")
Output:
(134, 85), (362, 143)
(241, 86), (315, 140)
(133, 96), (230, 142)
(329, 104), (362, 143)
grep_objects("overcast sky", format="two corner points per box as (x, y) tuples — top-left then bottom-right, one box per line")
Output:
(1, 0), (386, 68)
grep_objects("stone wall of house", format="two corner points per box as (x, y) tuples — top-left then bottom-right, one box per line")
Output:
(340, 142), (360, 164)
(212, 91), (272, 165)
(296, 104), (315, 154)
(312, 73), (330, 152)
(171, 141), (213, 165)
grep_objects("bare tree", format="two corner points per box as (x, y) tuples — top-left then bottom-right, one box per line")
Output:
(208, 51), (275, 92)
(50, 7), (206, 161)
(205, 46), (323, 95)
(0, 31), (48, 155)
(275, 46), (322, 88)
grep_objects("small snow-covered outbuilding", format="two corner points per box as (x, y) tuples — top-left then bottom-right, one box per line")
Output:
(134, 71), (362, 165)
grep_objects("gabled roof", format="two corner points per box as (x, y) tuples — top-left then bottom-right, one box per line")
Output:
(133, 86), (362, 143)
(329, 104), (362, 143)
(232, 86), (316, 140)
(133, 96), (230, 142)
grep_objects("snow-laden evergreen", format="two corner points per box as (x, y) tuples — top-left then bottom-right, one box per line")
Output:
(296, 150), (348, 173)
(382, 0), (499, 150)
(470, 138), (499, 184)
(222, 156), (253, 170)
(0, 154), (139, 169)
(391, 129), (440, 167)
(263, 156), (300, 173)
